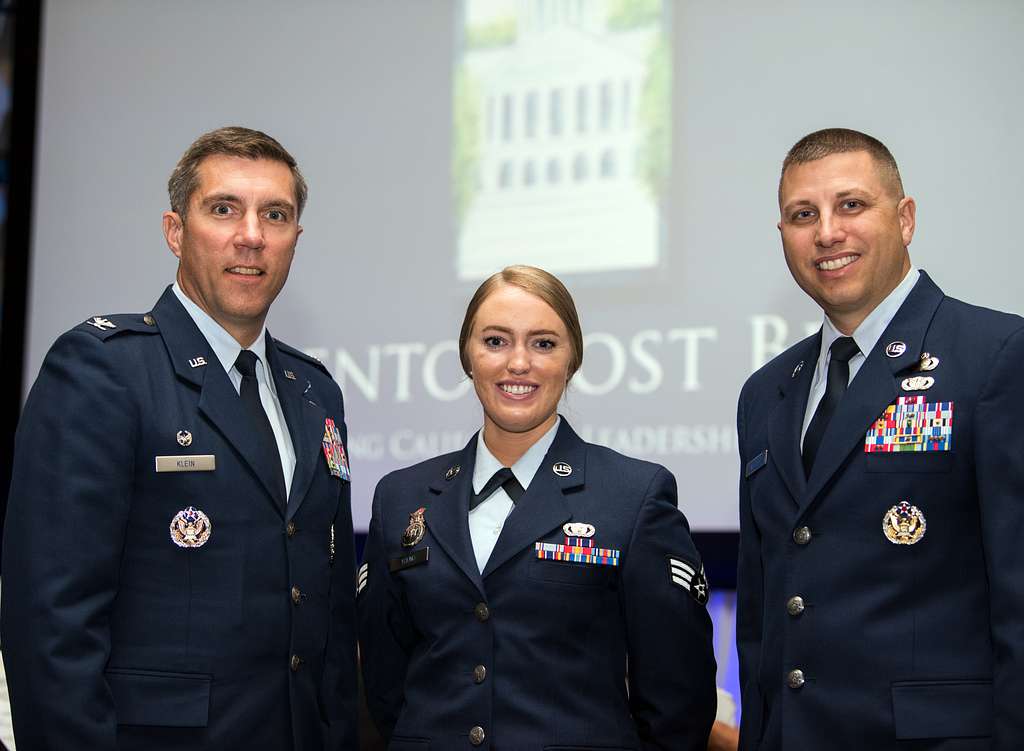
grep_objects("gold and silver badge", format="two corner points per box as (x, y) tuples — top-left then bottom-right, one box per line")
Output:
(170, 506), (212, 548)
(882, 501), (926, 545)
(402, 507), (427, 547)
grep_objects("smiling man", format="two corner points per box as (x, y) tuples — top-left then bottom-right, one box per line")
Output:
(1, 127), (357, 750)
(736, 128), (1024, 750)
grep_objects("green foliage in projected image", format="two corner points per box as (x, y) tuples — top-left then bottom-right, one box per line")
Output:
(637, 33), (671, 201)
(607, 0), (661, 30)
(453, 66), (482, 225)
(466, 17), (517, 49)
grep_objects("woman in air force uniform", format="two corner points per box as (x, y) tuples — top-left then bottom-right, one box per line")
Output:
(358, 266), (717, 751)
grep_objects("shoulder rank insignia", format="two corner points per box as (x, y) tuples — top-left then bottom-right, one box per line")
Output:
(170, 506), (212, 548)
(865, 395), (953, 453)
(883, 501), (926, 545)
(322, 418), (350, 480)
(402, 507), (427, 547)
(668, 556), (709, 604)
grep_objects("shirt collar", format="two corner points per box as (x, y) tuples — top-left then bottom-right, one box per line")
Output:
(172, 282), (272, 389)
(819, 266), (920, 360)
(473, 417), (561, 494)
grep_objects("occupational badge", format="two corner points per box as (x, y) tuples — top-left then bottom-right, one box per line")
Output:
(901, 375), (934, 392)
(885, 341), (907, 358)
(402, 507), (427, 547)
(86, 316), (116, 331)
(882, 501), (926, 545)
(791, 360), (804, 378)
(445, 465), (460, 480)
(668, 556), (709, 604)
(169, 506), (212, 548)
(176, 430), (193, 447)
(918, 353), (940, 372)
(321, 417), (351, 481)
(865, 395), (953, 453)
(563, 522), (595, 538)
(552, 461), (572, 477)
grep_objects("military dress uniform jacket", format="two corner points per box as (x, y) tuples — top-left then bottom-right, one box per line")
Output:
(736, 272), (1024, 750)
(1, 287), (358, 751)
(358, 419), (717, 751)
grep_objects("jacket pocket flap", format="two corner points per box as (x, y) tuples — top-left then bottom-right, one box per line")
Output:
(106, 668), (211, 727)
(891, 679), (992, 739)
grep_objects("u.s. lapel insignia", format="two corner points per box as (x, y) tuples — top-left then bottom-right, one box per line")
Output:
(918, 353), (940, 372)
(883, 501), (926, 545)
(668, 556), (709, 604)
(552, 461), (572, 477)
(188, 356), (207, 368)
(321, 418), (351, 481)
(885, 341), (907, 358)
(86, 316), (116, 331)
(901, 375), (934, 392)
(402, 507), (427, 547)
(791, 360), (804, 378)
(176, 430), (193, 447)
(284, 370), (297, 380)
(170, 506), (212, 548)
(445, 465), (460, 481)
(563, 522), (595, 538)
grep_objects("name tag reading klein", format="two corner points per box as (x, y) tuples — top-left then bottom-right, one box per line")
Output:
(155, 455), (216, 472)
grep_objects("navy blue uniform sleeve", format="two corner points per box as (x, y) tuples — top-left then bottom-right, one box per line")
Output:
(621, 467), (717, 751)
(975, 325), (1024, 749)
(735, 391), (765, 750)
(1, 331), (136, 750)
(323, 391), (359, 751)
(356, 477), (417, 743)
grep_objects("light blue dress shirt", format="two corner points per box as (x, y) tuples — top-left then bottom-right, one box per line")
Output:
(800, 267), (921, 447)
(172, 282), (297, 499)
(469, 417), (560, 573)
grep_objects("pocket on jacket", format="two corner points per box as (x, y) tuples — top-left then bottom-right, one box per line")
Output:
(891, 679), (992, 739)
(528, 558), (617, 587)
(389, 737), (430, 751)
(106, 667), (211, 727)
(865, 452), (953, 473)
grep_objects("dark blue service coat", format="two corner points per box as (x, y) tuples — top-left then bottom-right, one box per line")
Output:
(1, 287), (358, 751)
(358, 419), (717, 751)
(736, 271), (1024, 750)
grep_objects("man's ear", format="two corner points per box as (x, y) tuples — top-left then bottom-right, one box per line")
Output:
(163, 211), (184, 258)
(897, 196), (916, 247)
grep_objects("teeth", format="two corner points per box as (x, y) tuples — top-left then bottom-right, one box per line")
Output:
(501, 384), (536, 395)
(817, 256), (856, 271)
(228, 267), (261, 275)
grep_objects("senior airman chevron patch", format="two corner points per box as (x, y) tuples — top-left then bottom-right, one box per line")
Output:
(668, 556), (709, 605)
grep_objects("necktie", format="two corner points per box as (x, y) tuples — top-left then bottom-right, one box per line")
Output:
(235, 350), (287, 503)
(802, 336), (860, 477)
(470, 467), (524, 510)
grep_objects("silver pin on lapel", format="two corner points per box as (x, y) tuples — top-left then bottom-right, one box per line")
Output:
(791, 360), (804, 378)
(188, 356), (207, 368)
(445, 465), (460, 481)
(86, 316), (116, 331)
(284, 370), (297, 380)
(901, 375), (934, 391)
(885, 341), (907, 358)
(176, 430), (193, 447)
(552, 461), (572, 477)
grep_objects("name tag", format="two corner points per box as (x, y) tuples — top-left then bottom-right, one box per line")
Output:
(389, 547), (429, 572)
(745, 449), (768, 478)
(155, 455), (216, 472)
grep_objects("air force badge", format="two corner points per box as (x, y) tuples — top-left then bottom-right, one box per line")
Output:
(170, 506), (212, 548)
(883, 501), (926, 545)
(402, 507), (427, 547)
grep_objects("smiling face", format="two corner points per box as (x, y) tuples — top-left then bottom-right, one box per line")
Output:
(163, 154), (302, 346)
(778, 150), (915, 334)
(467, 283), (573, 448)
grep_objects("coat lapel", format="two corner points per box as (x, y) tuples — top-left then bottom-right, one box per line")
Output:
(264, 334), (328, 521)
(801, 272), (946, 511)
(766, 334), (819, 505)
(151, 287), (285, 516)
(481, 419), (580, 579)
(425, 437), (486, 598)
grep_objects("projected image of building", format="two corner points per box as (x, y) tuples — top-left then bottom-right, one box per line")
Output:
(454, 0), (671, 280)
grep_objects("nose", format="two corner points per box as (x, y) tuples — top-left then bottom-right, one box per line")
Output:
(236, 209), (265, 249)
(507, 343), (530, 374)
(815, 210), (846, 248)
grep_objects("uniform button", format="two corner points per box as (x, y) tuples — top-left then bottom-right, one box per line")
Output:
(469, 725), (485, 746)
(473, 665), (487, 684)
(286, 521), (297, 538)
(474, 602), (490, 622)
(291, 586), (302, 605)
(290, 654), (303, 672)
(786, 595), (805, 616)
(793, 526), (812, 545)
(787, 669), (805, 689)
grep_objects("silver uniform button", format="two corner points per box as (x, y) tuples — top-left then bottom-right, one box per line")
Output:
(787, 669), (805, 689)
(469, 725), (485, 746)
(793, 526), (812, 545)
(473, 664), (487, 684)
(786, 595), (805, 616)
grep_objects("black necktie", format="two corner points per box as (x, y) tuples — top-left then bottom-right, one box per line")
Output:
(802, 336), (860, 477)
(470, 467), (524, 510)
(235, 350), (287, 503)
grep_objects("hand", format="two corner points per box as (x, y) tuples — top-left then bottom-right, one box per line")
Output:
(707, 720), (739, 751)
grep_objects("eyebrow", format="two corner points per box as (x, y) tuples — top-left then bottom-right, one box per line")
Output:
(199, 193), (296, 212)
(481, 325), (561, 337)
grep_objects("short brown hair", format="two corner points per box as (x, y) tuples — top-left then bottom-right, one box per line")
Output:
(780, 128), (904, 202)
(458, 265), (584, 379)
(168, 126), (308, 218)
